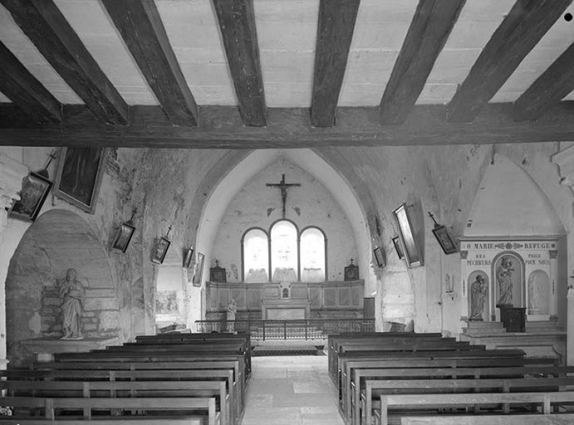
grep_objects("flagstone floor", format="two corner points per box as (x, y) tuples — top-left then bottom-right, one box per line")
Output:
(241, 355), (345, 425)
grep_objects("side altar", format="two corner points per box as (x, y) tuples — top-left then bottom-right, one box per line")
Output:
(206, 280), (365, 321)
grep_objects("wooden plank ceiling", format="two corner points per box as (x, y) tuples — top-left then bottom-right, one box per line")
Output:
(0, 0), (573, 148)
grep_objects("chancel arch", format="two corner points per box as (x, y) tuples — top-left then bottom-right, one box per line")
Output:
(193, 149), (377, 324)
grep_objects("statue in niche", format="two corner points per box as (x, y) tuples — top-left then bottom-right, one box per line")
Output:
(528, 274), (540, 313)
(496, 256), (514, 307)
(58, 268), (85, 340)
(469, 274), (487, 321)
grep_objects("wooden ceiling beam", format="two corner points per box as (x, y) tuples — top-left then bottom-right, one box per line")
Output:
(447, 0), (572, 123)
(2, 102), (574, 148)
(380, 0), (465, 124)
(0, 0), (128, 124)
(311, 0), (360, 128)
(513, 42), (574, 121)
(101, 0), (198, 127)
(0, 41), (62, 124)
(212, 0), (266, 127)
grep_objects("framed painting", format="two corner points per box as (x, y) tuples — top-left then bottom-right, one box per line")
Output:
(373, 247), (385, 268)
(54, 147), (105, 214)
(8, 171), (52, 222)
(392, 236), (404, 259)
(210, 261), (227, 283)
(151, 236), (171, 264)
(393, 203), (423, 268)
(193, 252), (205, 287)
(432, 225), (458, 254)
(111, 222), (136, 253)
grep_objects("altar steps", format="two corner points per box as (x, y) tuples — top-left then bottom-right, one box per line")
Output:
(461, 320), (566, 364)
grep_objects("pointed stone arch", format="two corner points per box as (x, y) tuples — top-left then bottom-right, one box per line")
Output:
(189, 148), (381, 326)
(5, 209), (117, 365)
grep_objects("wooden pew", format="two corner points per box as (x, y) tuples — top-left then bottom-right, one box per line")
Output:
(0, 380), (228, 425)
(0, 420), (202, 425)
(338, 349), (525, 417)
(332, 337), (478, 387)
(341, 356), (526, 424)
(0, 396), (219, 425)
(37, 361), (243, 425)
(126, 334), (252, 377)
(373, 391), (574, 425)
(355, 365), (574, 425)
(1, 369), (237, 425)
(328, 333), (443, 381)
(46, 354), (246, 421)
(399, 413), (574, 425)
(363, 375), (574, 425)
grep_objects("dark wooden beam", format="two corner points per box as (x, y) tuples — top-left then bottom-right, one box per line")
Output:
(447, 0), (572, 123)
(514, 42), (574, 121)
(212, 0), (266, 127)
(0, 41), (62, 124)
(2, 103), (574, 148)
(101, 0), (198, 127)
(311, 0), (360, 128)
(380, 0), (465, 124)
(0, 0), (128, 124)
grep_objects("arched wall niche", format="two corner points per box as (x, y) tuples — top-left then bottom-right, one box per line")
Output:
(5, 209), (118, 366)
(460, 153), (567, 327)
(191, 149), (378, 326)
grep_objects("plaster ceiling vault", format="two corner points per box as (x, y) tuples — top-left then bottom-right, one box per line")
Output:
(0, 0), (573, 148)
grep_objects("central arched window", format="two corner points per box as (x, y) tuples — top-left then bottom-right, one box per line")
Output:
(242, 220), (327, 282)
(271, 220), (298, 282)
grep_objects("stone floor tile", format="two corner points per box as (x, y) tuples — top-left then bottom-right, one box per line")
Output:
(241, 355), (345, 425)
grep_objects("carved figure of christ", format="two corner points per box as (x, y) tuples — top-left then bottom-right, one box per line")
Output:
(266, 174), (301, 218)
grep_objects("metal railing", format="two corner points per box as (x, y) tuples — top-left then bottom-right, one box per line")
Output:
(195, 318), (375, 340)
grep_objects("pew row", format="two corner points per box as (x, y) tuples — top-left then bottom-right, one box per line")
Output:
(362, 375), (574, 425)
(0, 396), (219, 425)
(373, 391), (574, 425)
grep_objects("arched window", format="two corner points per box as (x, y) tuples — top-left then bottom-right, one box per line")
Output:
(270, 220), (298, 282)
(242, 228), (269, 282)
(300, 227), (326, 282)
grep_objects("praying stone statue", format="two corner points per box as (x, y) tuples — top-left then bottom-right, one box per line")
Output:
(58, 268), (85, 340)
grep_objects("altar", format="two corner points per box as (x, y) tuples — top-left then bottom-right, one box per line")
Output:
(262, 299), (311, 320)
(206, 279), (365, 321)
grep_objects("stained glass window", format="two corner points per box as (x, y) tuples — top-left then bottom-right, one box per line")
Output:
(301, 227), (326, 282)
(242, 228), (269, 282)
(270, 220), (298, 282)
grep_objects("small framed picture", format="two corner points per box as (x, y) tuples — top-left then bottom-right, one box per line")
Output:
(432, 225), (458, 254)
(193, 252), (205, 286)
(393, 203), (423, 268)
(111, 222), (136, 253)
(151, 236), (171, 264)
(344, 259), (359, 281)
(392, 236), (404, 259)
(373, 247), (385, 268)
(183, 248), (194, 269)
(8, 171), (53, 222)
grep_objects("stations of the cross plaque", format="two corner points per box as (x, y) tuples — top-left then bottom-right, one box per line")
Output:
(266, 174), (301, 218)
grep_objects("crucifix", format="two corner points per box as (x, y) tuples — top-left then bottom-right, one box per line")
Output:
(266, 174), (301, 218)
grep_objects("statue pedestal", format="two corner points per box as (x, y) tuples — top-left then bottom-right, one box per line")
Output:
(21, 336), (119, 362)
